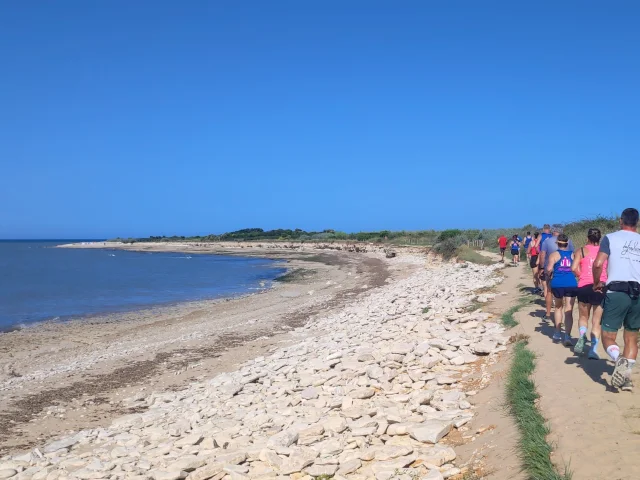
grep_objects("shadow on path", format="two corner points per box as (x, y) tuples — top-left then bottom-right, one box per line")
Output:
(527, 295), (616, 390)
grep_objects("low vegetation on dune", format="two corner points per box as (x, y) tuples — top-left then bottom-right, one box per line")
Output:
(562, 215), (619, 246)
(110, 215), (625, 266)
(110, 227), (523, 247)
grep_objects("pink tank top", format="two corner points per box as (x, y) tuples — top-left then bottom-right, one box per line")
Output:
(578, 244), (608, 287)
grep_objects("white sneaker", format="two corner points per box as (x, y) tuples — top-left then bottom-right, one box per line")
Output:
(611, 357), (629, 388)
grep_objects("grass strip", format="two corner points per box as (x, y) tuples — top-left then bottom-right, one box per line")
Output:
(507, 341), (572, 480)
(501, 292), (536, 328)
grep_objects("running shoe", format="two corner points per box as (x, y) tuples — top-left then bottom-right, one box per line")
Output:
(611, 357), (629, 388)
(588, 350), (600, 360)
(552, 331), (562, 342)
(621, 377), (634, 392)
(563, 336), (574, 347)
(574, 335), (587, 355)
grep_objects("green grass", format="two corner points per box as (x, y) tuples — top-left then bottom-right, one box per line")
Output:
(507, 341), (572, 480)
(422, 307), (430, 314)
(501, 302), (524, 327)
(501, 294), (534, 328)
(456, 245), (495, 265)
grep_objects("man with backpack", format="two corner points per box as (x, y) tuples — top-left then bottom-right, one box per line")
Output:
(593, 208), (640, 391)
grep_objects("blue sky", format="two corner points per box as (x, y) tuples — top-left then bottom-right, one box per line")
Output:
(1, 1), (638, 238)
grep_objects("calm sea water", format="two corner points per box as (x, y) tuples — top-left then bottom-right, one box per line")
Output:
(0, 241), (287, 331)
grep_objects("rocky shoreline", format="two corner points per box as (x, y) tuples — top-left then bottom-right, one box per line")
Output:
(0, 253), (506, 480)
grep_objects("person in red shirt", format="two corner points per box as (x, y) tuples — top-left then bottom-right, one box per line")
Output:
(498, 235), (508, 261)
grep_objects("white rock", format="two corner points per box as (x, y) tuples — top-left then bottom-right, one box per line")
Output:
(266, 429), (299, 449)
(43, 437), (78, 453)
(472, 340), (497, 355)
(409, 420), (453, 444)
(337, 458), (361, 475)
(350, 387), (375, 399)
(366, 365), (384, 379)
(304, 463), (338, 477)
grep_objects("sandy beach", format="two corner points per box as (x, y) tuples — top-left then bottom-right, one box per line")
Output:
(0, 242), (401, 454)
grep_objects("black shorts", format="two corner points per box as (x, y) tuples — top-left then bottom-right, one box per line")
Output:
(552, 287), (578, 299)
(577, 284), (604, 306)
(500, 247), (506, 253)
(530, 255), (538, 269)
(511, 249), (519, 256)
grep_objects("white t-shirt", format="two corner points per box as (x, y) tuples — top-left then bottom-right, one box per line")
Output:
(599, 230), (640, 284)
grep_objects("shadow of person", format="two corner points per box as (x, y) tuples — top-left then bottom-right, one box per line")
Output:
(534, 318), (558, 340)
(564, 355), (615, 391)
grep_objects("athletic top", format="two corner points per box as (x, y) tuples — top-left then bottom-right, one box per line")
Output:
(498, 236), (508, 248)
(578, 244), (608, 287)
(524, 236), (532, 248)
(551, 250), (577, 288)
(511, 240), (520, 251)
(540, 232), (553, 248)
(530, 240), (540, 256)
(599, 230), (640, 284)
(541, 236), (575, 269)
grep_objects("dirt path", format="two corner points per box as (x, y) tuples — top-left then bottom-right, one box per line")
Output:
(483, 253), (640, 480)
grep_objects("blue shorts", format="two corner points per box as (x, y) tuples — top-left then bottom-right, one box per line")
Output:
(552, 287), (578, 298)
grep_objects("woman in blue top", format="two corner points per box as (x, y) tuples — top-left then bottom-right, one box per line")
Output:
(509, 235), (521, 266)
(546, 234), (578, 345)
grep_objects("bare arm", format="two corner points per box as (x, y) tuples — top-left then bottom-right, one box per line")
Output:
(539, 249), (546, 271)
(571, 248), (582, 277)
(593, 251), (609, 291)
(546, 251), (559, 276)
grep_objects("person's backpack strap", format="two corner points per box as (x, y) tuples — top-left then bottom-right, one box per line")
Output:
(581, 247), (585, 258)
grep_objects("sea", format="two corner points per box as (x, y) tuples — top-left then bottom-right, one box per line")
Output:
(0, 241), (287, 332)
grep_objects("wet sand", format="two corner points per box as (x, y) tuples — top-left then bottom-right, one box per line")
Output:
(0, 243), (403, 455)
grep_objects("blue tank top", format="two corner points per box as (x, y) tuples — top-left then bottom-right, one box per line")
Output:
(540, 232), (552, 248)
(511, 240), (520, 251)
(524, 236), (532, 248)
(551, 250), (577, 288)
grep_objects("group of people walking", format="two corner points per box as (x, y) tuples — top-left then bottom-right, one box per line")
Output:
(497, 208), (640, 392)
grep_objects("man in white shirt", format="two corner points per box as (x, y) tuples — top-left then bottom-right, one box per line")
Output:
(593, 208), (640, 391)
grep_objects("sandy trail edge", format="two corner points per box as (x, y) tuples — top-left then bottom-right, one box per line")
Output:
(454, 255), (524, 480)
(0, 246), (397, 455)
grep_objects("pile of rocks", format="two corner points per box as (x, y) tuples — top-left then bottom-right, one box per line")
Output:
(0, 257), (507, 480)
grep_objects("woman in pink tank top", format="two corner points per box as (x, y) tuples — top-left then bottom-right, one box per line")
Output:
(571, 228), (607, 359)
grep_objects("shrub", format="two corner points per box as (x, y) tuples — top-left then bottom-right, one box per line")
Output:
(438, 229), (463, 242)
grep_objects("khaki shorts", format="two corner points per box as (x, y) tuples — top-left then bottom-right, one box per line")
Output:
(601, 291), (640, 332)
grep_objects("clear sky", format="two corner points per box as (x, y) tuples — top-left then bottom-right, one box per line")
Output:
(1, 1), (638, 238)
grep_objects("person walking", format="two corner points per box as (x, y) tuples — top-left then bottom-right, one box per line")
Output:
(523, 231), (533, 262)
(571, 228), (607, 359)
(539, 227), (574, 320)
(509, 235), (521, 266)
(498, 234), (508, 262)
(546, 233), (578, 345)
(528, 232), (541, 293)
(593, 208), (640, 391)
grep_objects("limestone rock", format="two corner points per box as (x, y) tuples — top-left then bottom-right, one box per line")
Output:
(409, 421), (453, 444)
